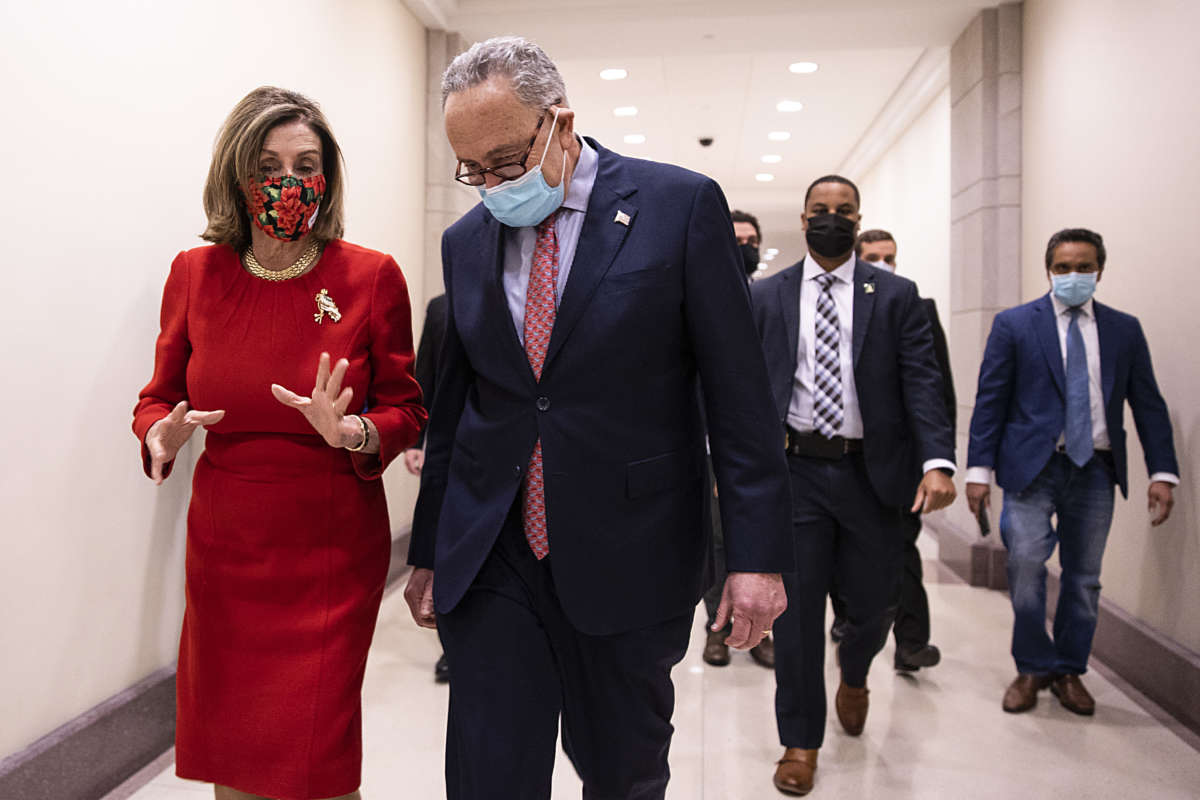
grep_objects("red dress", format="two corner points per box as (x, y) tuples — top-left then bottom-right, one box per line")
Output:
(132, 240), (425, 799)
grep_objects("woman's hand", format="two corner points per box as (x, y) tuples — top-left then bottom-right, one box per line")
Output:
(146, 401), (225, 485)
(272, 352), (361, 448)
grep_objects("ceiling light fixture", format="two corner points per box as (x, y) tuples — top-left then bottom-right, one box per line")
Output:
(623, 133), (646, 144)
(789, 61), (819, 74)
(768, 131), (791, 142)
(776, 100), (804, 113)
(600, 68), (628, 81)
(761, 154), (782, 164)
(755, 173), (775, 182)
(613, 106), (638, 117)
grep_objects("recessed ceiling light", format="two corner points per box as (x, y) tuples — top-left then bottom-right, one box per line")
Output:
(768, 131), (791, 141)
(755, 173), (775, 182)
(789, 61), (819, 74)
(613, 106), (638, 117)
(600, 68), (628, 81)
(756, 263), (768, 271)
(763, 253), (776, 261)
(766, 248), (779, 256)
(776, 100), (804, 113)
(623, 133), (646, 144)
(761, 154), (782, 164)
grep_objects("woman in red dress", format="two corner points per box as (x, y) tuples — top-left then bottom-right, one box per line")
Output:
(133, 86), (425, 800)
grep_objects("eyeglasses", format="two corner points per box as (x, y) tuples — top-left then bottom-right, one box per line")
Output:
(454, 114), (547, 187)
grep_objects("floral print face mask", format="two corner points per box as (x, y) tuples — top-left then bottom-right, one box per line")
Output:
(243, 174), (326, 241)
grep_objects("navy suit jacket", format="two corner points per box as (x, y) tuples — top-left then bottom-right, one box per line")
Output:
(408, 139), (793, 636)
(750, 259), (956, 507)
(967, 294), (1178, 497)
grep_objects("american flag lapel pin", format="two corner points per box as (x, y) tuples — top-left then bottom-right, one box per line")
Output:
(864, 282), (876, 294)
(614, 210), (631, 226)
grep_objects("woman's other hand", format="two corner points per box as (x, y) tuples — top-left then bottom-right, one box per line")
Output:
(146, 401), (225, 485)
(272, 352), (361, 448)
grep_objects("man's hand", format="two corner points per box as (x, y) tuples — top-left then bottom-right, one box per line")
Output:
(404, 568), (437, 629)
(911, 469), (957, 513)
(1149, 481), (1175, 526)
(966, 482), (991, 516)
(404, 448), (425, 476)
(711, 571), (786, 651)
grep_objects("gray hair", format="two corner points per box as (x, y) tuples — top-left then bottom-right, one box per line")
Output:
(441, 36), (568, 109)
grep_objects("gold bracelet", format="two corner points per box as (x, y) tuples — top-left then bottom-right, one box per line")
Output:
(345, 414), (369, 452)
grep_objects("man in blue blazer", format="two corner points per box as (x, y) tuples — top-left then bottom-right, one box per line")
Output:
(403, 37), (792, 799)
(967, 228), (1178, 717)
(751, 176), (957, 795)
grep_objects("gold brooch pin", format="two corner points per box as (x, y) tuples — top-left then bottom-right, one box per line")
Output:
(314, 288), (342, 324)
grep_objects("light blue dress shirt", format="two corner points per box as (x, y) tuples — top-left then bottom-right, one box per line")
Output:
(502, 136), (599, 346)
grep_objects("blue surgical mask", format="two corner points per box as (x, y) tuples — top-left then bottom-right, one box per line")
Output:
(1051, 272), (1098, 307)
(478, 108), (566, 228)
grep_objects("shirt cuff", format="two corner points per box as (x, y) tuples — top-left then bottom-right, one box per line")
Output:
(965, 466), (993, 485)
(923, 459), (957, 476)
(1149, 472), (1180, 486)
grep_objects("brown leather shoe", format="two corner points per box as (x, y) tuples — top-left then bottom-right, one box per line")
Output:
(750, 635), (775, 669)
(1051, 674), (1096, 716)
(835, 680), (869, 736)
(702, 629), (730, 666)
(773, 748), (818, 796)
(1002, 673), (1052, 713)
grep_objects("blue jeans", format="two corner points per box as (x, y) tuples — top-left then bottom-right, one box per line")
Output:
(999, 452), (1115, 675)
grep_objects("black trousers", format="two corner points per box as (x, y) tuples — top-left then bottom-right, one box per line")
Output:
(831, 510), (931, 651)
(774, 452), (903, 749)
(702, 459), (727, 630)
(438, 503), (693, 800)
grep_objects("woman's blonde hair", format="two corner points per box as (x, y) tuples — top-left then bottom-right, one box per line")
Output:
(201, 86), (345, 250)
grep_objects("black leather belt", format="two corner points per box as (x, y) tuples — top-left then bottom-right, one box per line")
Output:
(785, 426), (863, 460)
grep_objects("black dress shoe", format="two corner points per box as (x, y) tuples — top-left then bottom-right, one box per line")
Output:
(750, 635), (775, 669)
(434, 653), (450, 683)
(895, 643), (941, 672)
(703, 630), (731, 666)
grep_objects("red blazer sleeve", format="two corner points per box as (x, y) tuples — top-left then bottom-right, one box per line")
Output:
(132, 251), (191, 479)
(352, 257), (427, 479)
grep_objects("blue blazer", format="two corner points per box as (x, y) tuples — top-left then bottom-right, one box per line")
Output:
(967, 294), (1178, 497)
(750, 259), (956, 507)
(408, 139), (793, 636)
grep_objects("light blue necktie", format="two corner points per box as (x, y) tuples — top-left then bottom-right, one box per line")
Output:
(1065, 307), (1094, 467)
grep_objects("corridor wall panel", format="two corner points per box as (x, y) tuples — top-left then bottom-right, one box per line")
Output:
(1023, 0), (1200, 652)
(0, 0), (428, 758)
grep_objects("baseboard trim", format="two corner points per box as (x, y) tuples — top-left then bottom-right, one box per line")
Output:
(0, 667), (176, 800)
(1046, 570), (1200, 737)
(2, 526), (413, 800)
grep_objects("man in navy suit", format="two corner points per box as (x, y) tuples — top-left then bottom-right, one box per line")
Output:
(750, 176), (957, 795)
(403, 36), (792, 799)
(966, 228), (1178, 716)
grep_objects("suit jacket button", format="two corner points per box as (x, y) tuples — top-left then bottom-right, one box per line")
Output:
(537, 396), (551, 411)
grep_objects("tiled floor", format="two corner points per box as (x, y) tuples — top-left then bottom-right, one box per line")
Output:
(117, 552), (1200, 799)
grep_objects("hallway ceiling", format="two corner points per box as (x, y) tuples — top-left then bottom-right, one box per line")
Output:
(445, 0), (991, 268)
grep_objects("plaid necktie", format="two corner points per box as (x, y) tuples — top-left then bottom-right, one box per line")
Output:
(521, 211), (559, 559)
(812, 272), (844, 439)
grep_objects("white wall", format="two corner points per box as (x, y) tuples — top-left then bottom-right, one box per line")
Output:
(0, 0), (427, 757)
(856, 87), (952, 322)
(1023, 0), (1200, 651)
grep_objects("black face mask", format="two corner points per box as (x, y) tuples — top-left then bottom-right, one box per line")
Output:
(738, 243), (760, 276)
(805, 213), (857, 259)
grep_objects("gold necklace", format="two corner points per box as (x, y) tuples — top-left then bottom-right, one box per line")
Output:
(242, 238), (323, 281)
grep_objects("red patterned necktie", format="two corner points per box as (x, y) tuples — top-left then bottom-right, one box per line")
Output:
(522, 211), (559, 559)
